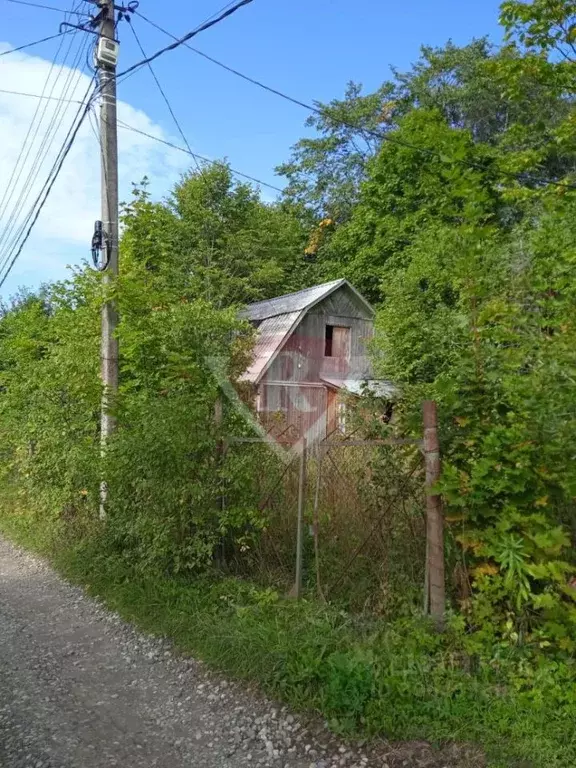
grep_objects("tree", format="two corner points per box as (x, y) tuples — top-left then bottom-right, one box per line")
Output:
(314, 109), (501, 302)
(121, 164), (310, 309)
(500, 0), (576, 65)
(277, 38), (573, 233)
(276, 82), (391, 222)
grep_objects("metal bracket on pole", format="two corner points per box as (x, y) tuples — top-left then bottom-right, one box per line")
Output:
(59, 21), (100, 35)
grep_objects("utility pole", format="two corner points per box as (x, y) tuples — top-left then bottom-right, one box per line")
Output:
(97, 0), (119, 519)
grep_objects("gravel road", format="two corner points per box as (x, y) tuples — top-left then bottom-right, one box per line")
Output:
(0, 537), (481, 768)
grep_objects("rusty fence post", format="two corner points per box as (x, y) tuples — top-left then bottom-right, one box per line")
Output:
(291, 436), (307, 599)
(423, 400), (445, 624)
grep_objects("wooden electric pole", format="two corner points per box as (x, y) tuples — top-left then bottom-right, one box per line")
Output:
(98, 0), (119, 518)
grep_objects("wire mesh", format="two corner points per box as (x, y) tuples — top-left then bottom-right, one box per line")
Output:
(224, 428), (426, 617)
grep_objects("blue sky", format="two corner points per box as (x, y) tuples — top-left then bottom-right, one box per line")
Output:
(1, 0), (503, 296)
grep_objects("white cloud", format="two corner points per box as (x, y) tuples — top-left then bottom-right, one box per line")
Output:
(0, 39), (190, 295)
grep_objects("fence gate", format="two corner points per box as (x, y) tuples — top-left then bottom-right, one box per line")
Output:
(226, 401), (444, 620)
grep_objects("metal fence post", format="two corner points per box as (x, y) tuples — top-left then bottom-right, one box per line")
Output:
(312, 444), (326, 601)
(291, 436), (307, 599)
(423, 400), (445, 624)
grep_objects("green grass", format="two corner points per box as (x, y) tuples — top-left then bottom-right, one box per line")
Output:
(1, 508), (576, 768)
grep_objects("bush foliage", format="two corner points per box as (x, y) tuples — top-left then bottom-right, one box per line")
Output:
(1, 3), (576, 765)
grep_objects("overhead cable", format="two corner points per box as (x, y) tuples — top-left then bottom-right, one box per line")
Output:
(116, 0), (253, 80)
(4, 0), (89, 14)
(126, 19), (199, 171)
(116, 119), (284, 192)
(0, 81), (98, 288)
(135, 9), (576, 193)
(0, 86), (83, 103)
(0, 31), (90, 263)
(0, 86), (283, 192)
(197, 0), (240, 26)
(0, 27), (77, 251)
(0, 30), (72, 56)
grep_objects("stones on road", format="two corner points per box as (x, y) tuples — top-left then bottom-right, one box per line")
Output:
(0, 538), (478, 768)
(0, 539), (338, 768)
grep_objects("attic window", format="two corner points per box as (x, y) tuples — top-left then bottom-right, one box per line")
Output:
(325, 325), (350, 358)
(325, 324), (334, 356)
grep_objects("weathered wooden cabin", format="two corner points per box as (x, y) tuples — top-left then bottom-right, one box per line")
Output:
(241, 279), (393, 444)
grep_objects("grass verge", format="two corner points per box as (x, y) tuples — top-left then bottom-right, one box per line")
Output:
(1, 509), (575, 768)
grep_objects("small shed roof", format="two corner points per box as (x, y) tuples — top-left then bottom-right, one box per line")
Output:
(242, 278), (374, 322)
(321, 376), (397, 399)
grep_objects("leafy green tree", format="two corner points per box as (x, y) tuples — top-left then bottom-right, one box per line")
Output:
(0, 272), (102, 518)
(277, 82), (391, 222)
(278, 38), (573, 232)
(121, 163), (310, 308)
(0, 254), (261, 574)
(315, 109), (501, 301)
(501, 0), (576, 64)
(374, 180), (576, 644)
(0, 162), (295, 573)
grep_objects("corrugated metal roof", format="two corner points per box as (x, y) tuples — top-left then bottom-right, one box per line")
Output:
(240, 311), (302, 383)
(243, 279), (346, 321)
(321, 376), (398, 398)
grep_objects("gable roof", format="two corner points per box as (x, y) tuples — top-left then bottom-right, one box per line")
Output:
(241, 279), (374, 385)
(242, 278), (374, 322)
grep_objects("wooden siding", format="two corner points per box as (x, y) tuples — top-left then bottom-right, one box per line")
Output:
(262, 285), (373, 384)
(256, 283), (375, 443)
(308, 285), (372, 320)
(259, 382), (327, 444)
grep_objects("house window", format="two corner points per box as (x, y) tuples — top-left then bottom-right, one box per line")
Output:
(325, 325), (350, 358)
(259, 384), (289, 414)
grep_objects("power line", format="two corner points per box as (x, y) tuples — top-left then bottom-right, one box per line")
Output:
(135, 9), (576, 193)
(122, 13), (281, 191)
(0, 30), (92, 271)
(197, 0), (240, 26)
(0, 27), (78, 254)
(0, 74), (98, 281)
(4, 0), (89, 14)
(0, 83), (283, 192)
(116, 119), (284, 192)
(0, 93), (95, 288)
(0, 86), (83, 103)
(116, 0), (253, 80)
(0, 30), (72, 56)
(0, 80), (97, 288)
(0, 30), (89, 262)
(126, 20), (198, 168)
(136, 10), (316, 113)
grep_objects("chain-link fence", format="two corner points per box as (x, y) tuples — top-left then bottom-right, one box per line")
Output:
(224, 425), (429, 617)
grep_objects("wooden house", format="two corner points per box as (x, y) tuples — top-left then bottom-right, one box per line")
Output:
(241, 279), (393, 444)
